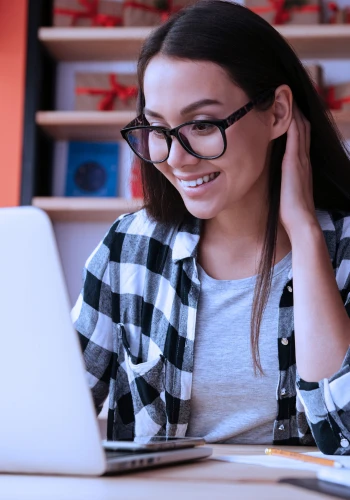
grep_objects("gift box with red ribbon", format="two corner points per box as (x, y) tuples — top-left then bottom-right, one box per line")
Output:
(325, 2), (350, 23)
(75, 73), (138, 111)
(245, 0), (321, 24)
(326, 82), (350, 111)
(344, 6), (350, 23)
(53, 0), (123, 27)
(123, 0), (193, 26)
(326, 1), (343, 23)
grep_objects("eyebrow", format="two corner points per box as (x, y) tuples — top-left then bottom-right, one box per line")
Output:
(143, 98), (223, 118)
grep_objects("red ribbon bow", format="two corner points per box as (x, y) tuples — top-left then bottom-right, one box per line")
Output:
(76, 74), (138, 111)
(327, 1), (339, 23)
(123, 0), (178, 22)
(54, 0), (123, 27)
(250, 0), (320, 25)
(269, 0), (290, 24)
(325, 86), (350, 110)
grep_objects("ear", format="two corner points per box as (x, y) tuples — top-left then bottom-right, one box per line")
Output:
(269, 85), (293, 141)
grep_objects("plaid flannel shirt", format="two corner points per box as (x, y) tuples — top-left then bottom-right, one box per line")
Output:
(72, 208), (350, 454)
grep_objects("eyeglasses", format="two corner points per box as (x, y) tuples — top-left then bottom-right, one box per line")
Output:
(121, 88), (276, 164)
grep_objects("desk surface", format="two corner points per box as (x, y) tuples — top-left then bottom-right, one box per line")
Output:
(0, 445), (340, 500)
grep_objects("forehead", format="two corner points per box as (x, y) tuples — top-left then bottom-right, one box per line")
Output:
(143, 55), (243, 110)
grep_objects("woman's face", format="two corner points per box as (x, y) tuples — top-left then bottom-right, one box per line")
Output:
(143, 55), (274, 220)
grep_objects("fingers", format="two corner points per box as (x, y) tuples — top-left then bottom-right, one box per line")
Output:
(285, 118), (299, 161)
(293, 104), (311, 162)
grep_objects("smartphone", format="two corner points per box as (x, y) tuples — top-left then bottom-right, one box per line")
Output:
(102, 436), (206, 452)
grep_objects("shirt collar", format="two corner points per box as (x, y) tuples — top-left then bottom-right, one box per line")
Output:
(170, 209), (335, 271)
(172, 215), (202, 262)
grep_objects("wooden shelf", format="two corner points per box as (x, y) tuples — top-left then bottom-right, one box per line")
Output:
(32, 197), (142, 222)
(36, 109), (350, 140)
(36, 111), (133, 141)
(279, 25), (350, 58)
(39, 25), (350, 60)
(39, 27), (153, 61)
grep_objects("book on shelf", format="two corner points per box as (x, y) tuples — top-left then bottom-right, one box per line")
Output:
(65, 141), (119, 197)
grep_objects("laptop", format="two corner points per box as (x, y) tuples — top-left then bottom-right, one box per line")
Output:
(0, 206), (212, 476)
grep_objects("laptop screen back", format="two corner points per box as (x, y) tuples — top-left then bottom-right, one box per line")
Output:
(0, 207), (106, 475)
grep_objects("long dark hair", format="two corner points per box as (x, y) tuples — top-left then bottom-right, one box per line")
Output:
(136, 0), (350, 374)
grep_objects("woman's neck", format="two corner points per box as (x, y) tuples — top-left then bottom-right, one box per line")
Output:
(198, 203), (291, 280)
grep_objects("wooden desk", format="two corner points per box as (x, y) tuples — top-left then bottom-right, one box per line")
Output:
(0, 445), (338, 500)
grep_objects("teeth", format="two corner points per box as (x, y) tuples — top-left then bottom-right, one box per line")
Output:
(180, 173), (219, 188)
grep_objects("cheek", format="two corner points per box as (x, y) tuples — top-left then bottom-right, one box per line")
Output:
(224, 119), (270, 166)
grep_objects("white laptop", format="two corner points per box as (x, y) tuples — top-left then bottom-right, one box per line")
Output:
(0, 206), (212, 476)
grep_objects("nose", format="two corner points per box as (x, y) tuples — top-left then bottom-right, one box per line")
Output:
(166, 136), (200, 169)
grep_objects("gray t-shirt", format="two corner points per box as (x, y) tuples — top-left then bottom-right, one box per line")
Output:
(186, 251), (292, 444)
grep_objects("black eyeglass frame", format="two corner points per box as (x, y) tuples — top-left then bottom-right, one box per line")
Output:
(121, 87), (276, 164)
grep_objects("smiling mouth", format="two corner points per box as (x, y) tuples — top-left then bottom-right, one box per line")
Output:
(179, 172), (220, 188)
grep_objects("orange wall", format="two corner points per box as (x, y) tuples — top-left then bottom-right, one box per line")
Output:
(0, 0), (28, 207)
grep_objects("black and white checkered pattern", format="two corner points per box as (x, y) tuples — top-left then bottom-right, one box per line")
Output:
(72, 208), (350, 454)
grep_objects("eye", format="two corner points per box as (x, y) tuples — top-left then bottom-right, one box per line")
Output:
(191, 122), (217, 134)
(150, 128), (166, 139)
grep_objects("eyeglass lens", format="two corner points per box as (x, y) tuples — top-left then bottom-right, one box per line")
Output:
(126, 122), (225, 162)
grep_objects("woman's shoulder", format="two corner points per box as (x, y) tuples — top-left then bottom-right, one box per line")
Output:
(102, 207), (180, 249)
(103, 208), (158, 243)
(102, 207), (201, 247)
(82, 208), (166, 275)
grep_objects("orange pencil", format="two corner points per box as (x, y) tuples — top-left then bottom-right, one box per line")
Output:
(265, 448), (344, 469)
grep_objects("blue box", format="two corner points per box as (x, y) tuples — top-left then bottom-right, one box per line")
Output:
(65, 141), (119, 197)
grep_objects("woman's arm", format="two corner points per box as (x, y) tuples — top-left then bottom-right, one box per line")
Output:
(279, 104), (350, 453)
(290, 218), (350, 456)
(291, 221), (350, 382)
(279, 104), (350, 380)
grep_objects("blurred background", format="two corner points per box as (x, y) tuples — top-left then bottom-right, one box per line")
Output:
(1, 0), (350, 309)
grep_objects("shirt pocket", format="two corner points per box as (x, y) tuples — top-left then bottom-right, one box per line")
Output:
(117, 323), (167, 437)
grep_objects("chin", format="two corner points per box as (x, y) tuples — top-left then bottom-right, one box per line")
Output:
(182, 199), (224, 220)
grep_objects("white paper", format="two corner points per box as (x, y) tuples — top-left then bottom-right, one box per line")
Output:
(318, 468), (350, 487)
(211, 451), (350, 472)
(307, 452), (350, 469)
(211, 454), (322, 471)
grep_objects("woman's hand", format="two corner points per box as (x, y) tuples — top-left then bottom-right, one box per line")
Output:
(279, 104), (319, 242)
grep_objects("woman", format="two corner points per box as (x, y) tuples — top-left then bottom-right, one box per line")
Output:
(72, 0), (350, 454)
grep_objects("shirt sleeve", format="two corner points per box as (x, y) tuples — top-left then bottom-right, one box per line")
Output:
(296, 347), (350, 455)
(296, 213), (350, 455)
(71, 227), (116, 416)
